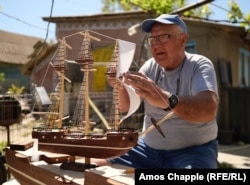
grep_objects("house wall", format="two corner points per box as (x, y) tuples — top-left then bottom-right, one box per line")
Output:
(0, 63), (30, 93)
(55, 17), (148, 62)
(186, 20), (246, 86)
(31, 52), (56, 93)
(184, 20), (248, 131)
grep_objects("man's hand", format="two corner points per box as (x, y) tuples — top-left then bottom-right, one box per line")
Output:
(123, 72), (171, 109)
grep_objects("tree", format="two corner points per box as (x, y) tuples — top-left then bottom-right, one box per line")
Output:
(101, 0), (250, 32)
(102, 0), (187, 14)
(227, 0), (250, 32)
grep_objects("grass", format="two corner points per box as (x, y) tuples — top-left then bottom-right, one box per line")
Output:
(218, 162), (235, 169)
(0, 142), (7, 152)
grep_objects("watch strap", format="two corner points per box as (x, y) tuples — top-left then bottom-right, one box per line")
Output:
(163, 94), (178, 111)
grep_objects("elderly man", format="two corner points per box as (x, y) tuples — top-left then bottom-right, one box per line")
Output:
(94, 14), (219, 169)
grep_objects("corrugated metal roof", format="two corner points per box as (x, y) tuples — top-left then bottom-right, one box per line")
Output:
(0, 30), (42, 65)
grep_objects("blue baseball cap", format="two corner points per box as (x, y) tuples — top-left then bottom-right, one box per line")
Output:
(141, 14), (187, 33)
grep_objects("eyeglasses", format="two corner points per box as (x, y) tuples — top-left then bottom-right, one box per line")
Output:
(147, 33), (183, 46)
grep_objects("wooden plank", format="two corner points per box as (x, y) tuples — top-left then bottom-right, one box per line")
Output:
(84, 165), (134, 185)
(84, 170), (126, 185)
(9, 139), (34, 151)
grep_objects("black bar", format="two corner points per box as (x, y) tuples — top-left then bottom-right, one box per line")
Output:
(135, 169), (250, 185)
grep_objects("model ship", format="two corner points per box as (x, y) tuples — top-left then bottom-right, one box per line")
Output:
(5, 31), (140, 185)
(31, 30), (140, 160)
(4, 30), (176, 184)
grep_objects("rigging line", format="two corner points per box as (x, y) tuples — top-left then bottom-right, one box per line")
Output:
(88, 30), (117, 41)
(210, 2), (234, 15)
(63, 31), (85, 39)
(0, 11), (48, 31)
(63, 30), (117, 41)
(24, 1), (55, 99)
(40, 43), (59, 86)
(44, 0), (54, 42)
(30, 0), (55, 114)
(151, 78), (172, 110)
(32, 0), (55, 61)
(31, 34), (58, 113)
(187, 3), (247, 24)
(210, 2), (248, 23)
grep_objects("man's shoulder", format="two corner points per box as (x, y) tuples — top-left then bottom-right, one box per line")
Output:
(139, 58), (160, 78)
(141, 57), (158, 68)
(185, 52), (212, 65)
(145, 57), (156, 64)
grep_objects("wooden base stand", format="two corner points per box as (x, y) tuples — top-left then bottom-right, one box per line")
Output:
(84, 165), (134, 185)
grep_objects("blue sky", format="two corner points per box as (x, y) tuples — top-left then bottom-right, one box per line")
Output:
(0, 0), (249, 41)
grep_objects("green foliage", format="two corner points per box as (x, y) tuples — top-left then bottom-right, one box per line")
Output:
(101, 0), (250, 31)
(102, 0), (187, 14)
(218, 162), (235, 169)
(0, 141), (7, 152)
(101, 0), (214, 19)
(200, 5), (213, 19)
(7, 84), (25, 95)
(227, 0), (250, 32)
(227, 0), (243, 23)
(244, 13), (250, 32)
(128, 0), (176, 14)
(184, 4), (213, 19)
(101, 0), (139, 12)
(0, 73), (5, 82)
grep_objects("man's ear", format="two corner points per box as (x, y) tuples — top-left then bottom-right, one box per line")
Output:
(181, 33), (187, 47)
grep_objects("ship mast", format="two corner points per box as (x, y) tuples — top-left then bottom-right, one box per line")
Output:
(107, 41), (122, 130)
(46, 39), (68, 128)
(74, 31), (95, 135)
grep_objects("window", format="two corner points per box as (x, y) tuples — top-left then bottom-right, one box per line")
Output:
(239, 48), (250, 87)
(185, 41), (196, 53)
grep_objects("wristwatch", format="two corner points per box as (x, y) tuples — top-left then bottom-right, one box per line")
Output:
(163, 94), (179, 111)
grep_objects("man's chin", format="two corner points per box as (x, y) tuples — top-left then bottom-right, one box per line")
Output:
(155, 59), (168, 66)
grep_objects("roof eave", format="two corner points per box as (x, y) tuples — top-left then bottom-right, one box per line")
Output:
(42, 11), (150, 23)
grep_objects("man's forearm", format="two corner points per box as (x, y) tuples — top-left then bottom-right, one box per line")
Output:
(173, 91), (218, 123)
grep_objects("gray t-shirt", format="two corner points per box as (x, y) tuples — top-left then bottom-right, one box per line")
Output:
(139, 52), (218, 150)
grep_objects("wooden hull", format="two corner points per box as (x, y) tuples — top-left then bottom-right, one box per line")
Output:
(5, 148), (81, 185)
(32, 130), (138, 158)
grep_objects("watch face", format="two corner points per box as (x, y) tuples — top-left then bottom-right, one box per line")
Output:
(169, 95), (178, 108)
(172, 96), (178, 104)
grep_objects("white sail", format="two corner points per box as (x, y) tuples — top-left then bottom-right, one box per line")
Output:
(123, 83), (141, 120)
(117, 39), (136, 77)
(116, 39), (141, 120)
